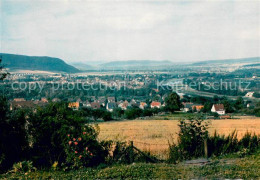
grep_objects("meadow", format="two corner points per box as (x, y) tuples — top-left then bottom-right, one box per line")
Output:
(97, 116), (260, 159)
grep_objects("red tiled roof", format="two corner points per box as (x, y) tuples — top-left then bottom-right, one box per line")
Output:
(213, 104), (225, 111)
(151, 101), (161, 107)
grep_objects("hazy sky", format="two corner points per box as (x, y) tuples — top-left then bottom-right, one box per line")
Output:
(1, 0), (259, 63)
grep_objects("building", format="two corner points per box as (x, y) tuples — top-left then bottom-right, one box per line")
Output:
(83, 101), (91, 108)
(247, 103), (255, 108)
(139, 102), (147, 110)
(106, 102), (117, 112)
(91, 102), (100, 109)
(107, 97), (116, 103)
(98, 97), (106, 106)
(13, 98), (26, 102)
(10, 100), (48, 111)
(211, 104), (225, 115)
(41, 97), (48, 103)
(192, 105), (204, 112)
(68, 102), (80, 110)
(52, 98), (61, 102)
(10, 101), (34, 110)
(181, 102), (194, 112)
(118, 100), (129, 110)
(245, 92), (254, 98)
(150, 101), (161, 109)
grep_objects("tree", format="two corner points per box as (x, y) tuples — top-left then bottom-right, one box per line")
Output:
(112, 108), (124, 119)
(28, 102), (85, 166)
(0, 97), (29, 171)
(0, 58), (8, 80)
(165, 92), (181, 113)
(102, 111), (113, 121)
(221, 97), (234, 113)
(234, 97), (244, 111)
(202, 102), (212, 113)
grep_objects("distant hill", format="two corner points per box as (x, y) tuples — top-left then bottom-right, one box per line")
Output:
(243, 63), (260, 67)
(101, 60), (173, 67)
(192, 57), (260, 66)
(70, 62), (94, 71)
(0, 53), (80, 73)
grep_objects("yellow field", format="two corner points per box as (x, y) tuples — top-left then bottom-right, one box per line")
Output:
(97, 116), (260, 159)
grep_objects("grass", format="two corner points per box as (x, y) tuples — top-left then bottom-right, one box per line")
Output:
(1, 150), (259, 179)
(97, 116), (260, 159)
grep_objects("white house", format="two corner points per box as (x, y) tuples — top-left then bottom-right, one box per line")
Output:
(211, 104), (225, 115)
(245, 92), (254, 98)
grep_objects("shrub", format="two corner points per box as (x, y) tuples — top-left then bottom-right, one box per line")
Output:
(208, 131), (260, 157)
(9, 161), (36, 174)
(168, 118), (260, 163)
(168, 118), (209, 163)
(64, 125), (111, 169)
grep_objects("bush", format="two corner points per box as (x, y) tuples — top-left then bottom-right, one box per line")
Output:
(168, 118), (260, 163)
(64, 125), (111, 169)
(168, 118), (209, 163)
(10, 161), (36, 174)
(124, 108), (142, 119)
(27, 102), (85, 167)
(208, 131), (260, 157)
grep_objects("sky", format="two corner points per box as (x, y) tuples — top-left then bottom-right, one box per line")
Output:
(0, 0), (259, 63)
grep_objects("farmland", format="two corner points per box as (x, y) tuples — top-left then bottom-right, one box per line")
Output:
(97, 116), (260, 159)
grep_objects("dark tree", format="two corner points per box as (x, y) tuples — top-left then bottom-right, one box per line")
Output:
(0, 58), (8, 80)
(165, 92), (181, 113)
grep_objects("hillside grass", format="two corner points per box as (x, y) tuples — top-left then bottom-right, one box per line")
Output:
(1, 150), (259, 179)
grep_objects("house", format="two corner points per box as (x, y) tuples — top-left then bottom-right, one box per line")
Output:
(247, 103), (255, 108)
(211, 104), (225, 115)
(177, 92), (185, 99)
(192, 105), (204, 112)
(83, 101), (91, 108)
(245, 92), (254, 98)
(130, 99), (139, 107)
(106, 102), (117, 112)
(181, 102), (194, 112)
(150, 101), (161, 109)
(98, 96), (106, 106)
(10, 101), (35, 110)
(68, 102), (80, 110)
(91, 102), (100, 109)
(118, 100), (129, 110)
(52, 98), (61, 102)
(107, 97), (116, 103)
(13, 98), (26, 102)
(10, 100), (48, 111)
(139, 102), (147, 110)
(41, 97), (48, 103)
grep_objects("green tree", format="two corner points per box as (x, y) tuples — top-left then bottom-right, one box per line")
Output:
(0, 58), (8, 80)
(235, 97), (244, 111)
(221, 97), (234, 113)
(165, 92), (181, 113)
(0, 97), (29, 171)
(28, 102), (85, 166)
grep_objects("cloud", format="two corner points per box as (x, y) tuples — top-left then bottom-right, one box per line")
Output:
(0, 0), (259, 62)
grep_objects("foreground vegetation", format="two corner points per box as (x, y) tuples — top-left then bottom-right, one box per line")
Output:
(1, 150), (259, 179)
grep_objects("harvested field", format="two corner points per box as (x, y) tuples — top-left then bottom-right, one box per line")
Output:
(97, 116), (260, 159)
